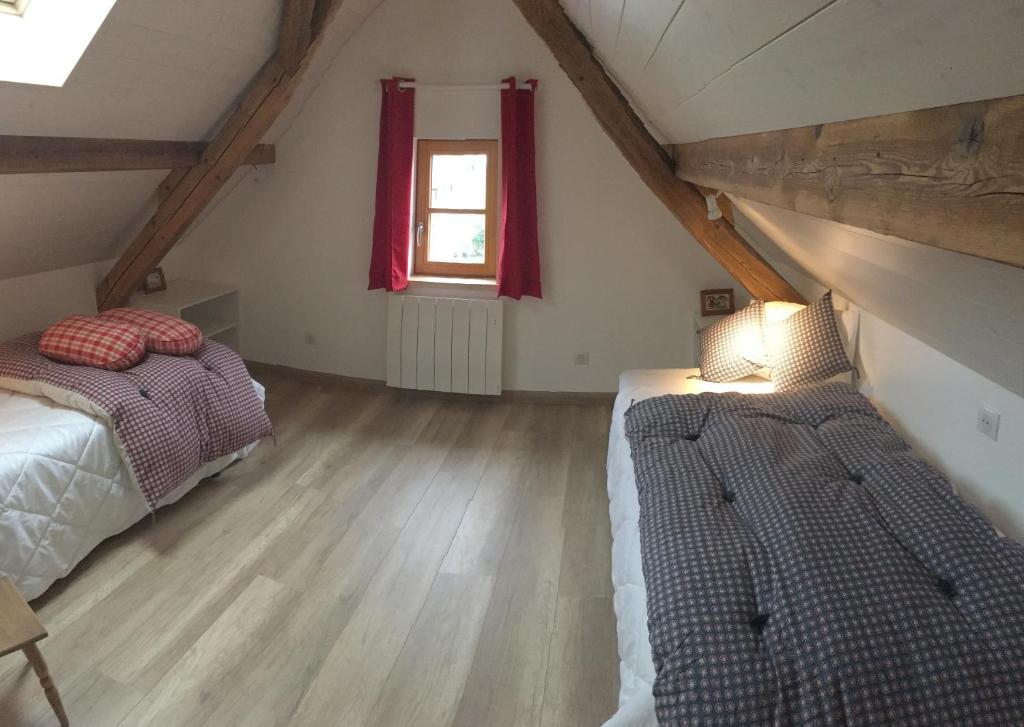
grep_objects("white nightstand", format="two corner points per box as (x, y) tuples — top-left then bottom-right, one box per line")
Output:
(129, 279), (239, 351)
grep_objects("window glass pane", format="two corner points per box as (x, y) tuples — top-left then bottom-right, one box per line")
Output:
(430, 154), (487, 209)
(427, 213), (486, 264)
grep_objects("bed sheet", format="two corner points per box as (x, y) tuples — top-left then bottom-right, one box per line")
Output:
(603, 370), (773, 727)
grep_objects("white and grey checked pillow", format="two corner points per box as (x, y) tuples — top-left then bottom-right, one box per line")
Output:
(772, 291), (852, 390)
(698, 300), (765, 383)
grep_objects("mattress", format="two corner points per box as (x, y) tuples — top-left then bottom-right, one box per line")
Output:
(0, 380), (265, 600)
(604, 369), (773, 727)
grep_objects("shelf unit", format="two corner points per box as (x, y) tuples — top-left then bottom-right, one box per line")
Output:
(129, 279), (239, 351)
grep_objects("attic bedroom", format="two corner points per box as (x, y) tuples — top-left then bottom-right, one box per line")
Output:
(1, 0), (1023, 725)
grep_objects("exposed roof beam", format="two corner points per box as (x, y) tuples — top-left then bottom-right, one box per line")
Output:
(278, 0), (316, 73)
(512, 0), (805, 303)
(96, 0), (347, 311)
(0, 136), (275, 174)
(674, 95), (1024, 269)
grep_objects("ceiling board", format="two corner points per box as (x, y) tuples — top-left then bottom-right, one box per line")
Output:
(655, 0), (1024, 141)
(641, 0), (833, 118)
(605, 0), (681, 98)
(586, 0), (624, 59)
(0, 170), (163, 279)
(561, 0), (591, 35)
(560, 0), (1024, 144)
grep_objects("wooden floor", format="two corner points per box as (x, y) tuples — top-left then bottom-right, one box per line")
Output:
(0, 373), (620, 727)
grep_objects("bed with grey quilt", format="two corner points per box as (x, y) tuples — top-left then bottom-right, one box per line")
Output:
(625, 383), (1024, 726)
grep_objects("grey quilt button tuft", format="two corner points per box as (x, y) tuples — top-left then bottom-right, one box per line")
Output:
(750, 613), (770, 634)
(936, 578), (957, 599)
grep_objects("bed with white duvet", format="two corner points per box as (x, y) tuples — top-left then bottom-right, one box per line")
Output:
(0, 382), (264, 601)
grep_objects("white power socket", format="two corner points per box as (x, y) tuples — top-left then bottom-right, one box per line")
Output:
(977, 405), (1001, 442)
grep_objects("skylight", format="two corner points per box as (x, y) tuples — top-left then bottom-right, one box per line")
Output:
(0, 0), (117, 87)
(0, 0), (27, 12)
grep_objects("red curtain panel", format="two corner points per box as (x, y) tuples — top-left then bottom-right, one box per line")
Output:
(368, 77), (415, 292)
(497, 77), (542, 300)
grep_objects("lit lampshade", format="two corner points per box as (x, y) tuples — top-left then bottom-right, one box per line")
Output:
(763, 301), (806, 365)
(733, 325), (768, 367)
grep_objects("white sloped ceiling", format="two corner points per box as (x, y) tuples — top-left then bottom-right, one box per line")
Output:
(0, 0), (383, 282)
(564, 0), (1024, 143)
(562, 0), (1024, 395)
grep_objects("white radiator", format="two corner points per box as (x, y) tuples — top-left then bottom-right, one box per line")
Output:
(386, 296), (503, 395)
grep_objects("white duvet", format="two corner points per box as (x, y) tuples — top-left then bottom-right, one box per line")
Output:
(0, 382), (264, 600)
(603, 369), (774, 727)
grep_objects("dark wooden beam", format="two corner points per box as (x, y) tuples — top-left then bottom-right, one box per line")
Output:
(674, 95), (1024, 269)
(97, 0), (346, 311)
(511, 0), (805, 303)
(155, 144), (276, 201)
(0, 136), (275, 174)
(278, 0), (316, 73)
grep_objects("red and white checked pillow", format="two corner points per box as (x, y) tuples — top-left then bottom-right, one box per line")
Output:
(39, 316), (146, 371)
(100, 308), (203, 355)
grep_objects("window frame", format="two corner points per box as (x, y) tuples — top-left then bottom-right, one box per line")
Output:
(0, 0), (29, 16)
(413, 138), (499, 279)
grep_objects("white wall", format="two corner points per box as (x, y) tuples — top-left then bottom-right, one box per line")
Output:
(0, 261), (105, 342)
(744, 200), (1024, 398)
(857, 314), (1024, 541)
(163, 0), (740, 392)
(731, 204), (1024, 539)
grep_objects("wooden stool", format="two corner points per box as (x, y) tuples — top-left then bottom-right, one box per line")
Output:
(0, 577), (69, 726)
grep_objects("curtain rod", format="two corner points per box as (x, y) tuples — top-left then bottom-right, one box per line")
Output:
(394, 82), (534, 92)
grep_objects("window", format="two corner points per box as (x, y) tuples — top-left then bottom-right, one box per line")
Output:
(414, 139), (499, 279)
(0, 0), (116, 86)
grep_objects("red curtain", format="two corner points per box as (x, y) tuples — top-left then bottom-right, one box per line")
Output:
(497, 77), (542, 300)
(368, 77), (415, 292)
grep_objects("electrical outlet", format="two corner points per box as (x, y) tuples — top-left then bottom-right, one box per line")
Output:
(574, 352), (590, 366)
(977, 405), (1001, 442)
(304, 332), (317, 346)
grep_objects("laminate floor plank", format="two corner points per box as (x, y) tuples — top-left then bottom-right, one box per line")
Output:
(366, 573), (495, 727)
(286, 403), (509, 727)
(557, 406), (615, 600)
(450, 406), (577, 727)
(540, 596), (620, 727)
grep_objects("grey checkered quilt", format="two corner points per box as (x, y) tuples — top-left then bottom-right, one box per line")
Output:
(625, 383), (1024, 726)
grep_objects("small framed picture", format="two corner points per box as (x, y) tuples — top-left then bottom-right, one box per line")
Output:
(700, 288), (735, 316)
(142, 267), (167, 295)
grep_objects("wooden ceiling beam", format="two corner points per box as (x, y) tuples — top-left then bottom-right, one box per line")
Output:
(0, 136), (275, 174)
(278, 0), (316, 73)
(511, 0), (805, 303)
(674, 95), (1024, 269)
(96, 0), (346, 311)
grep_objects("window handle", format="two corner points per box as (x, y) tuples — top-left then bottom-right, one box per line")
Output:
(416, 221), (425, 247)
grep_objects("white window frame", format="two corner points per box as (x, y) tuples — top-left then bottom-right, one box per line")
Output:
(0, 0), (29, 16)
(0, 0), (117, 87)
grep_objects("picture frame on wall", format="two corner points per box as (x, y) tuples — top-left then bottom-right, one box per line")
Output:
(142, 267), (167, 295)
(700, 288), (735, 316)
